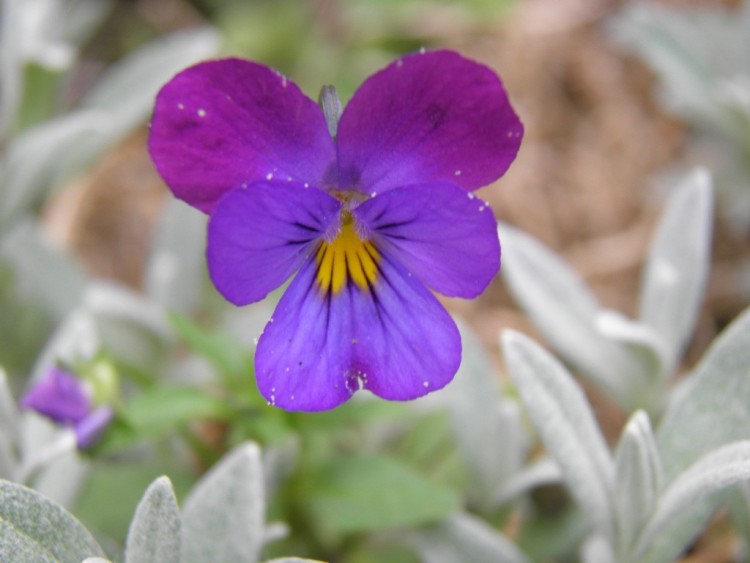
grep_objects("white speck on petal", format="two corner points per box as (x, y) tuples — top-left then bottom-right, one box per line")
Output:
(423, 381), (429, 388)
(177, 103), (185, 110)
(467, 193), (476, 200)
(197, 108), (206, 118)
(454, 170), (462, 176)
(419, 46), (426, 54)
(479, 206), (485, 212)
(266, 172), (274, 180)
(370, 192), (377, 197)
(303, 183), (310, 188)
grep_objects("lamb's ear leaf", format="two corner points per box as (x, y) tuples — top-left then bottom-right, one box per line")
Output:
(125, 476), (181, 563)
(499, 223), (644, 409)
(638, 168), (713, 375)
(613, 411), (662, 554)
(658, 306), (750, 481)
(0, 479), (105, 561)
(181, 443), (265, 563)
(502, 330), (615, 540)
(635, 441), (750, 563)
(408, 512), (531, 563)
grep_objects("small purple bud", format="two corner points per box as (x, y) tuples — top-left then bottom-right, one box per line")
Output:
(74, 406), (114, 449)
(21, 366), (90, 425)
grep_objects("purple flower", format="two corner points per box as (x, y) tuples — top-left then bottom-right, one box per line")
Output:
(22, 367), (112, 449)
(149, 50), (523, 411)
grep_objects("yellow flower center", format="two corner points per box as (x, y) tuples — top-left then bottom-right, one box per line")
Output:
(315, 211), (380, 294)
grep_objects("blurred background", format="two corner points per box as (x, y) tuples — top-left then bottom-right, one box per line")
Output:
(1, 0), (749, 561)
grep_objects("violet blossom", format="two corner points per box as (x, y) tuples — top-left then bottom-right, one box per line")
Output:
(22, 366), (112, 449)
(149, 49), (523, 411)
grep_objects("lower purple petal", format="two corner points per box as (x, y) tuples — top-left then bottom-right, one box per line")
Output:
(74, 406), (113, 449)
(254, 253), (461, 411)
(207, 181), (341, 306)
(354, 181), (500, 298)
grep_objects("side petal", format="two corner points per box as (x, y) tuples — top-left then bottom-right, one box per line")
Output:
(21, 367), (90, 425)
(354, 182), (500, 298)
(149, 58), (335, 213)
(337, 50), (523, 195)
(207, 182), (341, 306)
(255, 254), (461, 411)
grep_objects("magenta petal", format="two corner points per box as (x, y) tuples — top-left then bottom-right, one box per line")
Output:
(149, 58), (335, 213)
(21, 367), (90, 425)
(207, 181), (341, 306)
(254, 254), (461, 411)
(355, 181), (500, 298)
(337, 50), (523, 195)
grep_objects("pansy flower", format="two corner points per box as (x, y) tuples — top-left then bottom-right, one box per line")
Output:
(149, 50), (523, 411)
(22, 366), (113, 449)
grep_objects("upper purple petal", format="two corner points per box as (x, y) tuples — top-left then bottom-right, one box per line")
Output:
(207, 181), (341, 306)
(21, 367), (90, 425)
(148, 58), (335, 213)
(254, 253), (461, 411)
(354, 181), (500, 298)
(336, 49), (523, 195)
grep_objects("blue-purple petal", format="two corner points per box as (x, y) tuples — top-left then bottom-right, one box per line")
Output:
(149, 58), (335, 213)
(254, 254), (461, 411)
(207, 182), (342, 305)
(354, 181), (500, 298)
(337, 50), (523, 195)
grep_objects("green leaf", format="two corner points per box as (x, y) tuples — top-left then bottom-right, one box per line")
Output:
(125, 476), (181, 563)
(98, 385), (231, 453)
(129, 386), (230, 435)
(169, 313), (251, 383)
(306, 454), (460, 535)
(0, 479), (105, 562)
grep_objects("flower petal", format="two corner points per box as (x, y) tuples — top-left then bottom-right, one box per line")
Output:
(21, 367), (90, 424)
(74, 406), (113, 449)
(354, 181), (500, 298)
(207, 181), (341, 306)
(336, 50), (523, 195)
(255, 254), (461, 411)
(149, 58), (335, 213)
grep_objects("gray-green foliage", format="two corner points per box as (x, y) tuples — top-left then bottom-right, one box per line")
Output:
(0, 479), (105, 562)
(609, 2), (750, 231)
(502, 329), (750, 563)
(0, 2), (220, 378)
(0, 442), (322, 563)
(500, 167), (713, 414)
